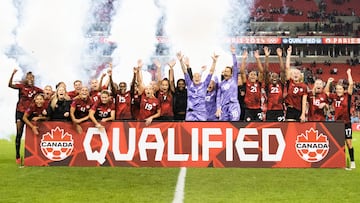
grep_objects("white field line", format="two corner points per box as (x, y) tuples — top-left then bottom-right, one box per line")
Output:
(172, 167), (187, 203)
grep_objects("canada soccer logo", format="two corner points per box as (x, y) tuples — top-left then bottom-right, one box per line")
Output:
(295, 128), (329, 162)
(40, 127), (74, 161)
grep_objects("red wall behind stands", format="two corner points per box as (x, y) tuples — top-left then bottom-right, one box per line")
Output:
(24, 121), (345, 168)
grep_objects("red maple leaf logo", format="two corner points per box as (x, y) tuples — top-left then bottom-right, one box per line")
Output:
(42, 127), (72, 142)
(297, 128), (327, 143)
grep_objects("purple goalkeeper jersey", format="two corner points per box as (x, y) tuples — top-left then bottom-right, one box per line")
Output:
(206, 89), (218, 121)
(185, 73), (212, 111)
(217, 53), (239, 109)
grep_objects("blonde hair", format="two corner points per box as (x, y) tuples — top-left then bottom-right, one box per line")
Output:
(50, 86), (71, 110)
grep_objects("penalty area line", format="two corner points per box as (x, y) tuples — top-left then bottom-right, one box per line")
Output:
(172, 167), (187, 203)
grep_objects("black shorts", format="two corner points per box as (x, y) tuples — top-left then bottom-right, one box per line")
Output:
(156, 116), (174, 121)
(16, 111), (24, 123)
(173, 114), (186, 121)
(345, 123), (352, 139)
(266, 110), (285, 121)
(244, 108), (262, 122)
(285, 107), (301, 121)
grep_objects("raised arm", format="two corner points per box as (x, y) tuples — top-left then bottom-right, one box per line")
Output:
(209, 53), (219, 74)
(108, 68), (117, 96)
(347, 68), (354, 95)
(176, 52), (187, 74)
(8, 69), (18, 89)
(183, 56), (194, 80)
(136, 60), (145, 95)
(285, 46), (292, 81)
(277, 48), (286, 84)
(130, 68), (138, 97)
(254, 50), (264, 82)
(239, 50), (248, 85)
(324, 77), (334, 96)
(101, 63), (112, 89)
(98, 72), (107, 91)
(154, 59), (162, 87)
(230, 44), (238, 77)
(168, 59), (176, 93)
(263, 47), (271, 84)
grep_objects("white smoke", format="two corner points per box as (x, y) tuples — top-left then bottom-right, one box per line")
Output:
(14, 0), (89, 87)
(109, 0), (160, 86)
(0, 0), (90, 139)
(0, 0), (23, 139)
(161, 0), (234, 80)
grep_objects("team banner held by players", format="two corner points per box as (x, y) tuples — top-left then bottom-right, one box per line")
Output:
(24, 121), (345, 168)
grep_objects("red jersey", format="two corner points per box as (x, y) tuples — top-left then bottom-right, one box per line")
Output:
(25, 103), (47, 119)
(90, 90), (101, 103)
(158, 91), (174, 117)
(115, 91), (132, 120)
(329, 93), (351, 123)
(244, 82), (262, 109)
(265, 83), (284, 111)
(137, 95), (160, 120)
(131, 94), (141, 120)
(307, 92), (328, 121)
(91, 100), (115, 120)
(71, 97), (93, 119)
(284, 79), (308, 111)
(44, 98), (51, 109)
(68, 90), (79, 99)
(14, 84), (43, 112)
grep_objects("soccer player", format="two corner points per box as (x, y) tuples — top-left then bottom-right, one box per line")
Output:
(130, 68), (140, 120)
(178, 52), (218, 121)
(238, 49), (264, 121)
(307, 79), (328, 121)
(284, 46), (308, 122)
(68, 80), (83, 99)
(237, 75), (246, 121)
(325, 69), (355, 169)
(47, 86), (72, 121)
(8, 69), (43, 164)
(70, 87), (93, 134)
(137, 85), (161, 126)
(43, 85), (53, 108)
(89, 90), (115, 130)
(55, 81), (67, 90)
(135, 62), (161, 125)
(89, 78), (102, 103)
(22, 93), (48, 135)
(108, 66), (134, 120)
(206, 77), (219, 121)
(216, 45), (241, 121)
(264, 47), (286, 121)
(173, 79), (187, 121)
(155, 59), (176, 120)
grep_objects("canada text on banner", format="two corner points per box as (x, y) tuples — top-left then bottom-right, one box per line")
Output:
(24, 121), (345, 168)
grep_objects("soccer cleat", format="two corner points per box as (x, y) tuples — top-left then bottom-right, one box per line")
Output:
(16, 158), (21, 165)
(350, 161), (356, 169)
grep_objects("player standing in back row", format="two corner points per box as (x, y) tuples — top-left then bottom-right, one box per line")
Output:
(284, 46), (307, 122)
(325, 69), (355, 169)
(215, 45), (241, 121)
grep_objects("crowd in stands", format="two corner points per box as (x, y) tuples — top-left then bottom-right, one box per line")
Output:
(250, 0), (360, 37)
